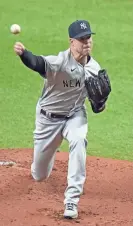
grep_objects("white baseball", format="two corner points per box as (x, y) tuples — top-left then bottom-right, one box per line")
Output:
(10, 24), (21, 34)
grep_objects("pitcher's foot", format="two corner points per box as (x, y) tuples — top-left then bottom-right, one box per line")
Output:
(64, 203), (78, 219)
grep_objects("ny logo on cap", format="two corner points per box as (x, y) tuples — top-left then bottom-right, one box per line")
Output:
(80, 22), (87, 29)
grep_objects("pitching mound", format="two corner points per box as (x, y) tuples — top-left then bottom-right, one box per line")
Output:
(0, 149), (132, 226)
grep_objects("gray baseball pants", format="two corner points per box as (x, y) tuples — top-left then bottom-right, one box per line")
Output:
(31, 101), (88, 205)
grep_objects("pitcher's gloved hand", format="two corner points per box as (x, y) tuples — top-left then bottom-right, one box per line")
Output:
(85, 69), (111, 113)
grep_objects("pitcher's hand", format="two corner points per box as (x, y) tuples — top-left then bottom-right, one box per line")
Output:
(14, 42), (25, 56)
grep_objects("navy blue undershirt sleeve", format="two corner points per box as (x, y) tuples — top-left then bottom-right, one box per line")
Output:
(19, 49), (46, 77)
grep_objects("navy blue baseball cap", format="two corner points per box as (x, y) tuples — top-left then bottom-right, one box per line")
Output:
(68, 20), (95, 39)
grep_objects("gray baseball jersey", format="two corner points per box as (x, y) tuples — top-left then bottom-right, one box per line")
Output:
(39, 49), (101, 115)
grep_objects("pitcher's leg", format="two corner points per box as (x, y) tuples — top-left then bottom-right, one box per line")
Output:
(31, 140), (59, 181)
(64, 135), (87, 204)
(63, 108), (88, 207)
(31, 103), (64, 181)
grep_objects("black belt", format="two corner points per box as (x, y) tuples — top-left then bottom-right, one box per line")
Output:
(40, 109), (68, 119)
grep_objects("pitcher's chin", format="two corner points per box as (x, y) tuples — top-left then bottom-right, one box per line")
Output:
(82, 49), (91, 56)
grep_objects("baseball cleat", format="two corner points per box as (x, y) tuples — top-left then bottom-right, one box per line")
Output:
(63, 203), (78, 219)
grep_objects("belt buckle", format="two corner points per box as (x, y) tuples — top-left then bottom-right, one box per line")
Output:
(46, 111), (52, 118)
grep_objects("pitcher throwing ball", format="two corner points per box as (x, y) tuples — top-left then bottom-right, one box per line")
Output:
(14, 19), (111, 219)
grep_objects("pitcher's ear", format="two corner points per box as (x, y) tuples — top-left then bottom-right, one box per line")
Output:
(69, 38), (73, 44)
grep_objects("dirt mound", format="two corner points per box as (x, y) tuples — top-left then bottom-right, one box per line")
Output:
(0, 149), (132, 226)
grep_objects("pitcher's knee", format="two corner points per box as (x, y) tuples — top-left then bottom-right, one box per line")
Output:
(31, 164), (50, 181)
(31, 170), (49, 181)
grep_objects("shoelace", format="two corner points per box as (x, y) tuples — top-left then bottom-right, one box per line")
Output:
(66, 203), (75, 210)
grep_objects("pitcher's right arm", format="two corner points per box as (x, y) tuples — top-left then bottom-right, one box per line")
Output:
(14, 42), (46, 77)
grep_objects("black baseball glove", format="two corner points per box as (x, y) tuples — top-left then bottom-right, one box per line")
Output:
(85, 69), (111, 113)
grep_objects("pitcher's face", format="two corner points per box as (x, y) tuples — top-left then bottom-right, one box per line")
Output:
(70, 35), (93, 56)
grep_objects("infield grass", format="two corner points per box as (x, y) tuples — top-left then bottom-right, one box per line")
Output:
(0, 0), (132, 160)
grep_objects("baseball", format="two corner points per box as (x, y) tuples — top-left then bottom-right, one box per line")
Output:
(10, 24), (21, 34)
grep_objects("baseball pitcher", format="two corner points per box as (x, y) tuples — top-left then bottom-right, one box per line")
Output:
(14, 19), (111, 219)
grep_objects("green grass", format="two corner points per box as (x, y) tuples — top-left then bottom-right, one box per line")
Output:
(0, 0), (132, 160)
